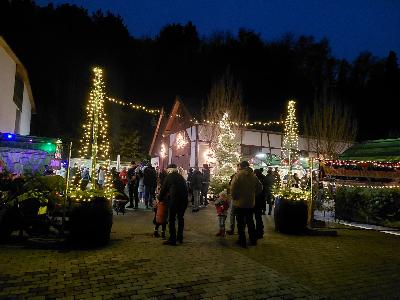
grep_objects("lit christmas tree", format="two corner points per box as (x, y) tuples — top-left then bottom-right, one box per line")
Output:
(210, 112), (241, 194)
(77, 67), (111, 192)
(282, 100), (299, 186)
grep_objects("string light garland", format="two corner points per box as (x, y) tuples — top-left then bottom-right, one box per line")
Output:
(160, 143), (167, 158)
(175, 132), (188, 149)
(190, 118), (283, 127)
(204, 148), (216, 165)
(334, 183), (400, 189)
(106, 97), (161, 115)
(108, 95), (282, 128)
(323, 160), (400, 170)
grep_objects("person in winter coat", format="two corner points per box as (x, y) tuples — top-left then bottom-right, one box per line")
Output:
(97, 166), (105, 189)
(254, 168), (266, 238)
(127, 161), (138, 208)
(214, 189), (230, 236)
(119, 167), (128, 186)
(230, 161), (263, 247)
(265, 168), (275, 215)
(226, 163), (240, 235)
(201, 164), (211, 206)
(158, 164), (188, 246)
(187, 168), (194, 204)
(191, 167), (203, 212)
(143, 164), (157, 209)
(80, 167), (90, 191)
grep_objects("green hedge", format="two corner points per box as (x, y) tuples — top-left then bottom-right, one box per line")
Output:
(335, 186), (400, 228)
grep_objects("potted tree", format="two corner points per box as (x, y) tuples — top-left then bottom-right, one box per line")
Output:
(274, 101), (309, 233)
(67, 189), (113, 246)
(66, 67), (114, 247)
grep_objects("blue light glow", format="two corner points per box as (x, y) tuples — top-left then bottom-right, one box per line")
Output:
(5, 133), (15, 140)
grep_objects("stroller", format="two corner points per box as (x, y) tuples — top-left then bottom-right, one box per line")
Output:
(112, 179), (129, 215)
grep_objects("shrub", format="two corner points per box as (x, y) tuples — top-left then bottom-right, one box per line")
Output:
(334, 186), (400, 227)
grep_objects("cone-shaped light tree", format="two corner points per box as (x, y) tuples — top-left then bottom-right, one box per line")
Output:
(78, 67), (111, 191)
(210, 112), (241, 194)
(282, 100), (299, 187)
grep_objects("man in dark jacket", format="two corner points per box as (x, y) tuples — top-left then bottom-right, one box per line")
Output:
(254, 168), (266, 238)
(127, 161), (138, 208)
(230, 161), (262, 247)
(201, 164), (210, 206)
(191, 167), (203, 212)
(143, 164), (157, 209)
(265, 168), (275, 215)
(159, 164), (188, 246)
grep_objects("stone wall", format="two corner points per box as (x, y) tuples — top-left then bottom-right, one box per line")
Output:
(0, 147), (53, 175)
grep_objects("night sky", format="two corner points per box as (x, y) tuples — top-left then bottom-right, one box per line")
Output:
(36, 0), (400, 60)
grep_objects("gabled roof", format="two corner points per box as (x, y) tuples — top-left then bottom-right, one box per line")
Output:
(339, 138), (400, 162)
(0, 36), (36, 113)
(149, 97), (193, 156)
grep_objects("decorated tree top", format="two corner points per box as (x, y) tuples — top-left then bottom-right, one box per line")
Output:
(79, 67), (110, 161)
(76, 67), (111, 193)
(282, 100), (299, 168)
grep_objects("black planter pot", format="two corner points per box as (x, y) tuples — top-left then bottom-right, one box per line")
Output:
(68, 197), (113, 246)
(274, 197), (308, 234)
(0, 206), (18, 242)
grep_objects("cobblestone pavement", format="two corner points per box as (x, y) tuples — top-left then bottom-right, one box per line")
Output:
(0, 203), (399, 300)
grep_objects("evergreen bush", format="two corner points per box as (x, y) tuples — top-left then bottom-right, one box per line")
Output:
(335, 186), (400, 228)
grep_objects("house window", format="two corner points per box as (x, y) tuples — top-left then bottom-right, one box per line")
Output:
(13, 74), (23, 110)
(241, 145), (261, 158)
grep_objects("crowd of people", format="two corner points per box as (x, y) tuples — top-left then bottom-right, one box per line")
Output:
(43, 159), (307, 248)
(147, 161), (282, 248)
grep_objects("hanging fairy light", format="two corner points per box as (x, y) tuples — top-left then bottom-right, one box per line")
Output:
(175, 132), (188, 149)
(204, 147), (216, 165)
(106, 97), (161, 115)
(160, 143), (167, 158)
(190, 118), (283, 127)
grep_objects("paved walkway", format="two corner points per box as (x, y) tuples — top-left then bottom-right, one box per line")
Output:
(0, 204), (399, 300)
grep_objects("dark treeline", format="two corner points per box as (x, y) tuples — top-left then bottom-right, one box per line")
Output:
(1, 0), (399, 148)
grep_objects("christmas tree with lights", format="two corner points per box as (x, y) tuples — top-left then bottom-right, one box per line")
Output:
(282, 100), (299, 187)
(77, 67), (111, 192)
(210, 112), (241, 194)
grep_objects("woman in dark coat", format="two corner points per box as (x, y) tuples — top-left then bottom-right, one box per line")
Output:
(158, 164), (188, 245)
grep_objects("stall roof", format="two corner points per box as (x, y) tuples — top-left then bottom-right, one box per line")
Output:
(339, 138), (400, 162)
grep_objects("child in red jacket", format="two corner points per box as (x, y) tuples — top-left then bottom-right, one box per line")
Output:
(215, 190), (230, 237)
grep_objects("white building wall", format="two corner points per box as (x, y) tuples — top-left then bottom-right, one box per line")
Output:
(242, 130), (261, 146)
(19, 84), (31, 135)
(298, 137), (309, 152)
(168, 147), (172, 164)
(197, 142), (209, 167)
(169, 133), (176, 147)
(190, 141), (196, 167)
(186, 126), (196, 141)
(268, 133), (282, 149)
(0, 46), (17, 133)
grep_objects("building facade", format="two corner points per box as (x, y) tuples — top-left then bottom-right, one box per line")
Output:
(0, 36), (35, 135)
(150, 99), (351, 172)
